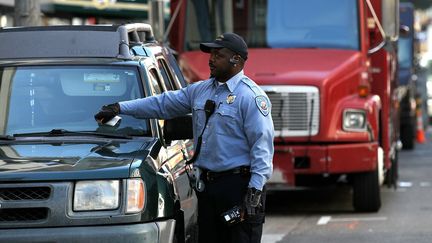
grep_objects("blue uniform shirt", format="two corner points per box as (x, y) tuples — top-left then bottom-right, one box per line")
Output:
(119, 71), (274, 190)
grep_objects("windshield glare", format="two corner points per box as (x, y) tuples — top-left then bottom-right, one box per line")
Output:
(185, 0), (359, 50)
(1, 66), (150, 136)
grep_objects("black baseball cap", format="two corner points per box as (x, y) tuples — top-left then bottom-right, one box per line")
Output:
(200, 33), (248, 60)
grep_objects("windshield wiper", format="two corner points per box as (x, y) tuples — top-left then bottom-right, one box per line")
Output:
(0, 135), (15, 140)
(13, 129), (132, 139)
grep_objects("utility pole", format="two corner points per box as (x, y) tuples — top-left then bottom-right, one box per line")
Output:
(14, 0), (42, 26)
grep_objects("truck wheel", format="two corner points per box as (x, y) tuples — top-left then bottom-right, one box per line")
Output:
(385, 150), (399, 188)
(352, 166), (381, 212)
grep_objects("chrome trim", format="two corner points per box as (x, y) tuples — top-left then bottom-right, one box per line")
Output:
(261, 85), (320, 137)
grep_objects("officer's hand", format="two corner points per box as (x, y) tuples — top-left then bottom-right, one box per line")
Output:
(94, 103), (120, 124)
(243, 187), (262, 217)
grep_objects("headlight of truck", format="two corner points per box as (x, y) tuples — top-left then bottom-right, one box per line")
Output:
(74, 180), (120, 211)
(343, 109), (366, 131)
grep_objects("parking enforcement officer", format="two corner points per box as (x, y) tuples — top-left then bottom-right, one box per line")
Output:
(94, 33), (274, 243)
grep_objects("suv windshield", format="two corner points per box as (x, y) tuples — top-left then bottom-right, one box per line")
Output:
(0, 65), (150, 136)
(185, 0), (359, 50)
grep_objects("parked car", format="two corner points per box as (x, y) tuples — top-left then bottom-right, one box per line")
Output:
(0, 23), (197, 243)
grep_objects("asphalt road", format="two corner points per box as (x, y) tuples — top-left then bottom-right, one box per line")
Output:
(262, 135), (432, 243)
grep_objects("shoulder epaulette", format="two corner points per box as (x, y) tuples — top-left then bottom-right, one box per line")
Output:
(241, 77), (262, 96)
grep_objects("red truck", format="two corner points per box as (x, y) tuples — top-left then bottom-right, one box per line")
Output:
(168, 0), (400, 212)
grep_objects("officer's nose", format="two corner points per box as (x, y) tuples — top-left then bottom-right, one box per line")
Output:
(209, 58), (215, 67)
(209, 54), (215, 63)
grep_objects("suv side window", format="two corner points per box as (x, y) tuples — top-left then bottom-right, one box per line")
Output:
(164, 47), (188, 87)
(147, 67), (167, 142)
(148, 68), (163, 94)
(157, 58), (175, 91)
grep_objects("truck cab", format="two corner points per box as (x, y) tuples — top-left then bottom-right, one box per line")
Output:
(169, 0), (400, 212)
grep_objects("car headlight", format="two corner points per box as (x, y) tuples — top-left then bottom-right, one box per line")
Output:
(74, 180), (120, 211)
(343, 109), (366, 131)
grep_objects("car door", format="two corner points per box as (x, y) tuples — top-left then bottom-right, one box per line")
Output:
(147, 60), (197, 229)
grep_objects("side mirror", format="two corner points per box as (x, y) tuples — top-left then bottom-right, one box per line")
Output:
(366, 0), (399, 55)
(163, 115), (193, 144)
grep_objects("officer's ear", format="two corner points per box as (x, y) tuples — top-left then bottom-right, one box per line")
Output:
(229, 55), (241, 65)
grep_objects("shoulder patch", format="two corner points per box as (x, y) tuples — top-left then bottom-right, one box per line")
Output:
(255, 95), (270, 116)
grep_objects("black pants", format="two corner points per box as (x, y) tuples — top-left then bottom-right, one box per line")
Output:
(196, 172), (266, 243)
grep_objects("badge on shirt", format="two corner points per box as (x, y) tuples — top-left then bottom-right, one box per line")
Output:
(255, 95), (270, 116)
(226, 94), (236, 104)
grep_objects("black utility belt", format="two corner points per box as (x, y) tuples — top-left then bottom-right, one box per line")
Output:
(202, 166), (250, 182)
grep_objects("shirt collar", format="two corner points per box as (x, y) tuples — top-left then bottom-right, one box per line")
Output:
(212, 70), (244, 92)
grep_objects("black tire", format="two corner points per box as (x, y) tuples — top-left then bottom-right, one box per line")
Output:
(385, 150), (399, 188)
(352, 167), (381, 212)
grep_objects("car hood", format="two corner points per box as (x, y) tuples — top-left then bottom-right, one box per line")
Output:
(0, 137), (157, 181)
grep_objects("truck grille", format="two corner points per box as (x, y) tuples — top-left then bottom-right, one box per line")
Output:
(262, 85), (320, 137)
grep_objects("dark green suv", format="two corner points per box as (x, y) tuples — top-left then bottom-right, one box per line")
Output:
(0, 23), (197, 243)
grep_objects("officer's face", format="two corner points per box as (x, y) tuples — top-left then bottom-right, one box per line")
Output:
(209, 48), (235, 82)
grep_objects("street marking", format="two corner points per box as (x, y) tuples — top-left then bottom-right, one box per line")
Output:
(317, 216), (387, 225)
(399, 181), (413, 188)
(420, 182), (431, 187)
(262, 234), (285, 243)
(317, 216), (332, 225)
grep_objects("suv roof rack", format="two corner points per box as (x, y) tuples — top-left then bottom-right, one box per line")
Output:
(0, 23), (156, 60)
